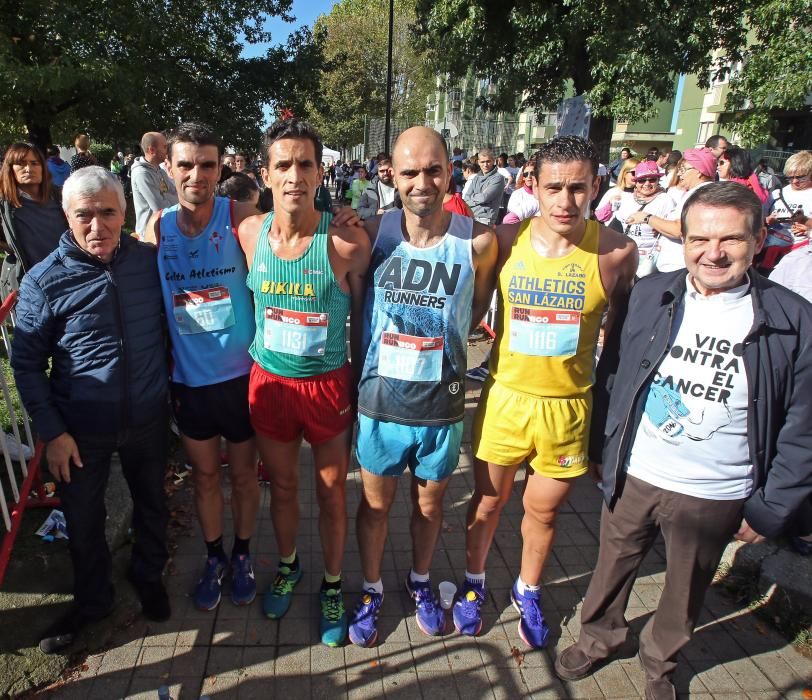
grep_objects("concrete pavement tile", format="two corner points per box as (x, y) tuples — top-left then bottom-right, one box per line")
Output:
(591, 660), (638, 698)
(519, 663), (568, 698)
(213, 616), (248, 645)
(87, 675), (132, 699)
(347, 671), (386, 699)
(133, 644), (174, 678)
(751, 652), (809, 692)
(126, 676), (184, 699)
(238, 676), (276, 700)
(245, 617), (278, 645)
(776, 647), (812, 679)
(201, 673), (241, 698)
(142, 630), (180, 647)
(276, 614), (317, 645)
(409, 637), (452, 672)
(382, 671), (425, 698)
(311, 672), (347, 699)
(721, 656), (777, 692)
(484, 663), (530, 698)
(175, 617), (214, 646)
(207, 645), (244, 676)
(169, 645), (209, 677)
(689, 658), (741, 694)
(415, 670), (461, 698)
(443, 636), (484, 668)
(268, 672), (311, 696)
(274, 644), (310, 675)
(97, 645), (141, 675)
(377, 641), (416, 674)
(559, 673), (605, 699)
(744, 692), (784, 699)
(377, 614), (411, 643)
(308, 644), (345, 674)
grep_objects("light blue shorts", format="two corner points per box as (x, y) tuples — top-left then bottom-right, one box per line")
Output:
(355, 415), (463, 481)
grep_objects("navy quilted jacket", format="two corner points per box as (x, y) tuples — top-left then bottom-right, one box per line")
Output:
(12, 231), (167, 441)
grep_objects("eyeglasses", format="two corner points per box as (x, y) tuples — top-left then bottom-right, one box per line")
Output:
(522, 171), (533, 178)
(787, 175), (809, 182)
(636, 177), (659, 184)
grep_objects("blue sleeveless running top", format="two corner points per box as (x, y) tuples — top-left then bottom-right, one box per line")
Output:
(157, 196), (254, 386)
(358, 209), (475, 425)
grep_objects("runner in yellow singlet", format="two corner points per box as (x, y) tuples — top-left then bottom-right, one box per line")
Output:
(453, 136), (638, 648)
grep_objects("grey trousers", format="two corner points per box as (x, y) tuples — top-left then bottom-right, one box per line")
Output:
(576, 475), (746, 681)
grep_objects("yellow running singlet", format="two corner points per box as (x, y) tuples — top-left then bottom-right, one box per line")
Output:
(490, 218), (608, 398)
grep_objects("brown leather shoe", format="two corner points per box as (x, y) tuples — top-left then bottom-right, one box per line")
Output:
(554, 643), (595, 681)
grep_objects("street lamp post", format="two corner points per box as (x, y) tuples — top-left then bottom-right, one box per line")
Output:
(384, 0), (394, 154)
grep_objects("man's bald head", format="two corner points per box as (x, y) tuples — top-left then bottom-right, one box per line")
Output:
(391, 127), (451, 219)
(140, 131), (168, 165)
(393, 127), (449, 168)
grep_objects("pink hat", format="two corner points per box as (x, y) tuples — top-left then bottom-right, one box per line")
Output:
(683, 148), (717, 179)
(633, 161), (660, 179)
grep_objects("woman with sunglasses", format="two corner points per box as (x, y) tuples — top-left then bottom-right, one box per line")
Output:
(766, 150), (812, 241)
(594, 158), (639, 228)
(717, 146), (768, 204)
(503, 159), (539, 224)
(604, 160), (677, 276)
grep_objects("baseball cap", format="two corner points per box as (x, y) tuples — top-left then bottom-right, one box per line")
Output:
(633, 161), (660, 179)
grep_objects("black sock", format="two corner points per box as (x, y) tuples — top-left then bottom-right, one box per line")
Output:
(206, 537), (226, 561)
(233, 536), (250, 556)
(321, 577), (342, 592)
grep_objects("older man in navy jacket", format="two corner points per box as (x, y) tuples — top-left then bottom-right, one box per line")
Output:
(554, 182), (812, 700)
(12, 167), (170, 654)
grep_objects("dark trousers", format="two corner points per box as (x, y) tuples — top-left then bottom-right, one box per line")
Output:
(576, 475), (745, 681)
(58, 411), (169, 618)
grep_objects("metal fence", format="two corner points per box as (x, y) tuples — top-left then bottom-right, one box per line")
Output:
(0, 291), (51, 586)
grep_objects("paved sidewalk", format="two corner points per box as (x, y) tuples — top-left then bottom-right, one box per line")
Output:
(39, 339), (812, 699)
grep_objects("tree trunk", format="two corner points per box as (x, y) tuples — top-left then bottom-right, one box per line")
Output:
(589, 115), (614, 164)
(25, 118), (53, 153)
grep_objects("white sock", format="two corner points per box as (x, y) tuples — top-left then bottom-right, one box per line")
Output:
(409, 568), (430, 583)
(465, 570), (486, 585)
(517, 576), (540, 596)
(362, 578), (383, 595)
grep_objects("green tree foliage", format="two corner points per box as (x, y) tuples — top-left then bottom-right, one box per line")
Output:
(0, 0), (319, 151)
(413, 0), (750, 157)
(724, 0), (812, 145)
(305, 0), (436, 150)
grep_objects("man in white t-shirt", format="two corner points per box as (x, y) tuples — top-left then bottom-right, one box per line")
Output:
(555, 182), (812, 700)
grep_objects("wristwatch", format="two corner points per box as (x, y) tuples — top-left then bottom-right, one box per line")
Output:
(643, 213), (652, 225)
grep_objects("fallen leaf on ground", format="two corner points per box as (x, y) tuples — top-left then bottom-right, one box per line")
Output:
(510, 646), (525, 666)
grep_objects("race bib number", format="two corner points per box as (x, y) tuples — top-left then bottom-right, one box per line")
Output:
(378, 332), (443, 382)
(173, 286), (235, 335)
(263, 307), (328, 356)
(509, 307), (581, 357)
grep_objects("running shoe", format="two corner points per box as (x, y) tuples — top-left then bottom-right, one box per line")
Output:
(453, 579), (486, 636)
(262, 563), (303, 619)
(510, 580), (550, 648)
(465, 366), (490, 382)
(405, 576), (445, 637)
(319, 587), (348, 647)
(194, 556), (228, 611)
(230, 554), (256, 606)
(348, 590), (384, 647)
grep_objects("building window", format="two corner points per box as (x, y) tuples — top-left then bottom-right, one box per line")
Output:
(697, 121), (715, 145)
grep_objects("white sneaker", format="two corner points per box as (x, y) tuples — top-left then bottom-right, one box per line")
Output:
(3, 432), (32, 461)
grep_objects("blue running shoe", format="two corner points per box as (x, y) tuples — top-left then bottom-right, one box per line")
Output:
(319, 587), (348, 647)
(230, 554), (256, 606)
(405, 576), (445, 637)
(453, 579), (486, 636)
(262, 564), (303, 619)
(511, 581), (550, 648)
(348, 590), (384, 647)
(194, 556), (228, 611)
